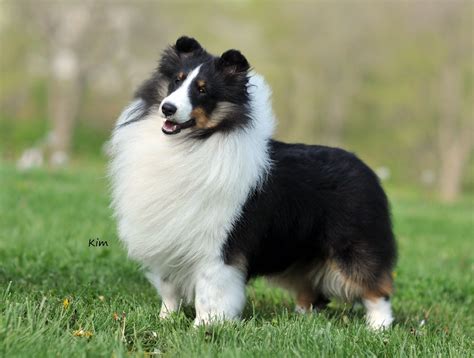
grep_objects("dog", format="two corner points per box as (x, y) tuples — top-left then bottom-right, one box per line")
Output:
(108, 36), (397, 329)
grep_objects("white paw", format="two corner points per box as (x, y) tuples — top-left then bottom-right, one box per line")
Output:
(366, 313), (393, 330)
(193, 313), (236, 327)
(363, 297), (394, 330)
(193, 318), (206, 327)
(294, 305), (313, 314)
(159, 307), (177, 319)
(159, 311), (170, 319)
(193, 316), (217, 327)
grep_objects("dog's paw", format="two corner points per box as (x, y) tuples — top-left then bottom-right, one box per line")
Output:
(294, 305), (314, 314)
(193, 314), (236, 327)
(159, 308), (176, 320)
(366, 313), (394, 330)
(193, 317), (214, 327)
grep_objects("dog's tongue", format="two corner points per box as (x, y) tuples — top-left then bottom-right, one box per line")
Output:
(162, 120), (179, 134)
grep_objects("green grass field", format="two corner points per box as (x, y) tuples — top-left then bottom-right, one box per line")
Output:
(0, 163), (472, 357)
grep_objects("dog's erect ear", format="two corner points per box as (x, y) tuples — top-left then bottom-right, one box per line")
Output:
(217, 49), (250, 74)
(175, 36), (202, 53)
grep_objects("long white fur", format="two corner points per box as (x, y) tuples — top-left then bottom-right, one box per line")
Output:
(108, 70), (275, 314)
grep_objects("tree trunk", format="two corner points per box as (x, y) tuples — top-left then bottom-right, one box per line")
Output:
(438, 137), (471, 202)
(437, 66), (472, 202)
(47, 48), (81, 166)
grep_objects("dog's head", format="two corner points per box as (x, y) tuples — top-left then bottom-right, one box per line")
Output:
(136, 36), (252, 138)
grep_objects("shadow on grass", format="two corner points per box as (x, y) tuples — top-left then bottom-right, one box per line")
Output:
(242, 279), (368, 325)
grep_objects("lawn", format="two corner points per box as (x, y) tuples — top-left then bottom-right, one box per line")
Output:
(0, 163), (472, 357)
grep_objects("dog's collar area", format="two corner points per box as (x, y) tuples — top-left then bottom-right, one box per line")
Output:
(162, 118), (196, 135)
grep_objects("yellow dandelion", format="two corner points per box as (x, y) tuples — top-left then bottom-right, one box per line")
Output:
(73, 329), (93, 338)
(63, 298), (70, 309)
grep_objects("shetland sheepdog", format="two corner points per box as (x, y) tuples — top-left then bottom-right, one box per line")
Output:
(109, 36), (397, 329)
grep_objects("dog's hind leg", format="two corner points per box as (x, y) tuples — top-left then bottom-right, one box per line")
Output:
(267, 263), (330, 314)
(320, 259), (394, 330)
(295, 289), (330, 313)
(294, 287), (317, 313)
(362, 273), (394, 330)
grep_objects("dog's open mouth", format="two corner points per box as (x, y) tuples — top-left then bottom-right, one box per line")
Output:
(162, 119), (196, 135)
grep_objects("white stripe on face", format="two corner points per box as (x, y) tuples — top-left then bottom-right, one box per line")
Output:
(159, 65), (202, 124)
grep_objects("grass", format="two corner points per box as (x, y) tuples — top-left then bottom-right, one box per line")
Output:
(0, 162), (473, 357)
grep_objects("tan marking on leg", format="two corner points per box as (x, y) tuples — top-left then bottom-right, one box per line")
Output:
(266, 263), (320, 314)
(361, 272), (395, 329)
(363, 271), (394, 300)
(318, 261), (363, 302)
(296, 289), (315, 312)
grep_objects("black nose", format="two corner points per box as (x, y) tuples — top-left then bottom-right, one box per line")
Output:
(162, 102), (177, 117)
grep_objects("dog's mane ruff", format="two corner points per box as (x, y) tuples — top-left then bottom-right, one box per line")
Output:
(108, 72), (275, 301)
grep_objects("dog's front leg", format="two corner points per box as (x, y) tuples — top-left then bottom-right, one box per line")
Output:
(194, 262), (246, 326)
(146, 272), (182, 319)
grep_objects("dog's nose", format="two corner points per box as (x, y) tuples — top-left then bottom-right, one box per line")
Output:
(161, 102), (177, 117)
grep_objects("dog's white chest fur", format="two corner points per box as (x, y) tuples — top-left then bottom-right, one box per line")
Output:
(109, 74), (274, 300)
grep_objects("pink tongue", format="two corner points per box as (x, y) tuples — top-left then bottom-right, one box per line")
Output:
(163, 120), (178, 133)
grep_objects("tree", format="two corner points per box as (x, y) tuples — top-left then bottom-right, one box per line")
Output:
(16, 1), (140, 167)
(437, 66), (473, 202)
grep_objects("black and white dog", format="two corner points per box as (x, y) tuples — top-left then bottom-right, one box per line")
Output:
(109, 36), (397, 329)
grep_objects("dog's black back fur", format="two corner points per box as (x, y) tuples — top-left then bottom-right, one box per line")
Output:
(224, 140), (396, 294)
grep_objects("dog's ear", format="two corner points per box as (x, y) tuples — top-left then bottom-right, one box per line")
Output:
(217, 49), (250, 74)
(174, 36), (202, 54)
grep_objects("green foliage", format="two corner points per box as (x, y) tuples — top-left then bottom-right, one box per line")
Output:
(71, 122), (110, 160)
(0, 164), (473, 357)
(0, 116), (49, 160)
(1, 2), (472, 194)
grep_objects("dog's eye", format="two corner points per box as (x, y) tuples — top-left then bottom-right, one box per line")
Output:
(198, 86), (206, 94)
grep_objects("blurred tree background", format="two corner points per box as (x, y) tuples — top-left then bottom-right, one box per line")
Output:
(0, 0), (472, 201)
